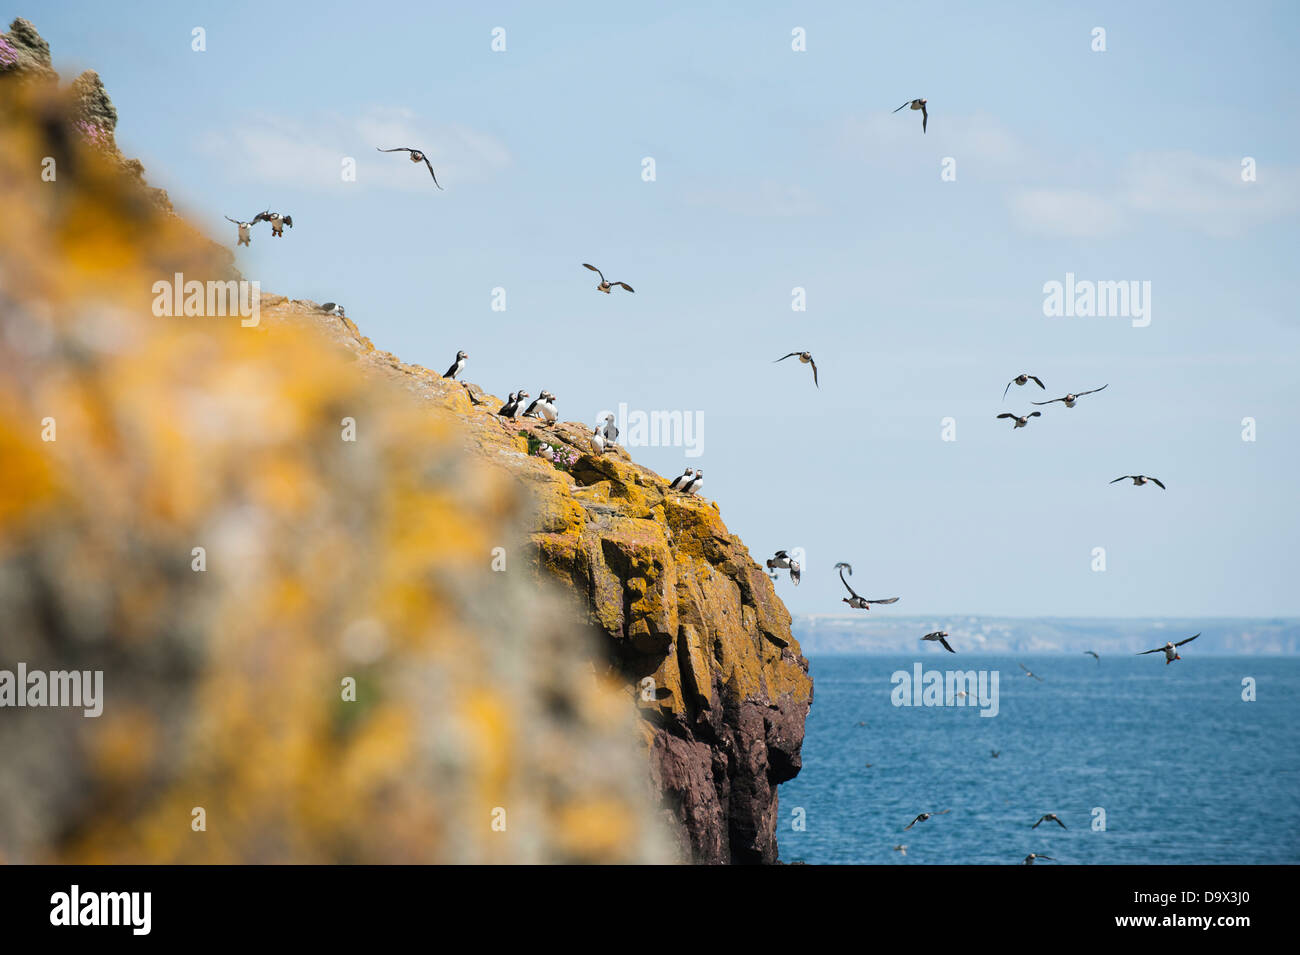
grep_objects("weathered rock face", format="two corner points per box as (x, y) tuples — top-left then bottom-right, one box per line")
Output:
(281, 313), (814, 863)
(0, 19), (812, 864)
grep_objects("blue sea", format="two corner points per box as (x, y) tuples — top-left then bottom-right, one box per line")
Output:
(777, 655), (1300, 864)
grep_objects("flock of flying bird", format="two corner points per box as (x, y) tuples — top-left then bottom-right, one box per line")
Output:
(224, 112), (1204, 865)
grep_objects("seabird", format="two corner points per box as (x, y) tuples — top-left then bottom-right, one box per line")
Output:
(903, 810), (950, 831)
(590, 426), (605, 454)
(775, 351), (818, 388)
(521, 391), (550, 418)
(1019, 663), (1044, 682)
(997, 412), (1041, 429)
(893, 845), (907, 856)
(499, 390), (527, 418)
(1023, 854), (1055, 865)
(1110, 474), (1166, 489)
(600, 413), (618, 445)
(1084, 650), (1100, 662)
(1032, 384), (1108, 408)
(683, 469), (704, 495)
(1137, 633), (1200, 664)
(892, 98), (928, 133)
(224, 216), (254, 247)
(252, 209), (292, 237)
(442, 350), (468, 380)
(667, 468), (695, 491)
(766, 550), (801, 586)
(990, 750), (1000, 758)
(834, 562), (900, 611)
(582, 263), (634, 294)
(376, 146), (443, 189)
(540, 393), (558, 423)
(1003, 374), (1045, 400)
(922, 631), (956, 653)
(1032, 814), (1067, 830)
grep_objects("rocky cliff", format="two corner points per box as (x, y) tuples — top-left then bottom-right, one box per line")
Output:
(0, 18), (811, 864)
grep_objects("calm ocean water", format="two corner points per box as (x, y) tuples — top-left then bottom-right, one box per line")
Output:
(777, 655), (1300, 864)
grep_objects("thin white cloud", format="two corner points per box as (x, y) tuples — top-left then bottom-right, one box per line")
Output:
(687, 179), (822, 218)
(199, 106), (511, 192)
(1008, 187), (1128, 238)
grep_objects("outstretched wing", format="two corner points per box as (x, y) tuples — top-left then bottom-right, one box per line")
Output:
(837, 564), (860, 600)
(1030, 376), (1044, 389)
(903, 815), (922, 830)
(282, 215), (293, 228)
(1174, 632), (1200, 648)
(809, 358), (819, 387)
(921, 104), (928, 133)
(614, 281), (635, 293)
(868, 597), (900, 605)
(1032, 397), (1064, 405)
(251, 210), (272, 224)
(1003, 381), (1013, 400)
(938, 635), (955, 653)
(775, 352), (800, 362)
(997, 413), (1016, 420)
(224, 216), (240, 224)
(893, 102), (911, 113)
(1136, 647), (1164, 655)
(376, 146), (413, 153)
(583, 263), (605, 282)
(1109, 476), (1132, 484)
(1076, 384), (1109, 397)
(1149, 477), (1166, 489)
(421, 154), (443, 189)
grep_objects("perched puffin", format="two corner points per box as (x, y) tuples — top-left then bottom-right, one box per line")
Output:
(668, 468), (695, 491)
(1023, 854), (1055, 865)
(224, 216), (254, 247)
(1033, 384), (1108, 408)
(893, 98), (928, 133)
(252, 210), (292, 237)
(1137, 633), (1200, 664)
(1032, 814), (1067, 830)
(997, 411), (1042, 429)
(540, 393), (558, 423)
(834, 562), (899, 611)
(499, 390), (527, 418)
(903, 809), (949, 831)
(600, 413), (619, 445)
(376, 146), (443, 189)
(922, 630), (956, 653)
(683, 469), (704, 495)
(582, 263), (634, 294)
(521, 391), (547, 418)
(1110, 474), (1165, 489)
(775, 351), (818, 388)
(442, 350), (468, 380)
(1003, 373), (1045, 400)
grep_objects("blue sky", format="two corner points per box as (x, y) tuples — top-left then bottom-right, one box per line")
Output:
(30, 0), (1300, 616)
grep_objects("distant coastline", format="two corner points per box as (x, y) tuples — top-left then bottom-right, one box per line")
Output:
(792, 616), (1300, 655)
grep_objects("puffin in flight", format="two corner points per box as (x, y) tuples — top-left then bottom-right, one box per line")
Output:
(376, 146), (443, 189)
(766, 550), (801, 586)
(1032, 813), (1067, 830)
(1084, 650), (1100, 662)
(252, 209), (293, 237)
(1003, 374), (1045, 400)
(1137, 633), (1200, 664)
(1111, 474), (1165, 489)
(834, 562), (899, 611)
(224, 216), (255, 247)
(442, 350), (468, 379)
(775, 351), (818, 388)
(1019, 663), (1044, 682)
(1033, 384), (1108, 408)
(922, 631), (956, 653)
(583, 263), (634, 294)
(1022, 854), (1055, 865)
(893, 98), (928, 132)
(903, 809), (949, 831)
(997, 411), (1042, 429)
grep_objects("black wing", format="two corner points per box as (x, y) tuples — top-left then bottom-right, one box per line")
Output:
(893, 102), (910, 113)
(376, 146), (414, 153)
(251, 210), (272, 224)
(1032, 398), (1065, 405)
(1136, 647), (1165, 655)
(837, 564), (860, 600)
(583, 263), (605, 282)
(809, 358), (819, 387)
(1076, 384), (1109, 397)
(921, 104), (928, 133)
(1003, 381), (1013, 400)
(938, 635), (955, 653)
(614, 281), (635, 293)
(1109, 476), (1133, 484)
(997, 413), (1016, 420)
(421, 154), (444, 189)
(1174, 632), (1200, 648)
(867, 597), (900, 605)
(281, 215), (293, 228)
(1149, 477), (1166, 489)
(775, 352), (801, 362)
(1030, 376), (1044, 389)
